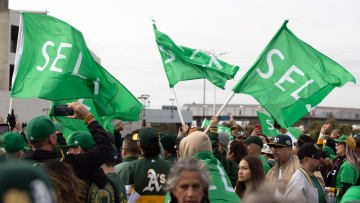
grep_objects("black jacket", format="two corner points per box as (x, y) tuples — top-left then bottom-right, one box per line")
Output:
(23, 121), (114, 187)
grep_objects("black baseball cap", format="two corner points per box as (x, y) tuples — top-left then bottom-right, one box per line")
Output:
(267, 134), (292, 147)
(297, 142), (322, 161)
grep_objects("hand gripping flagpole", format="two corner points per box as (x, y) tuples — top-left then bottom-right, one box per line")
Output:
(9, 12), (23, 114)
(204, 92), (235, 133)
(171, 87), (185, 125)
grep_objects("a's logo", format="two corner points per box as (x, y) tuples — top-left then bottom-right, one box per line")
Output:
(286, 140), (291, 146)
(143, 169), (166, 192)
(273, 137), (280, 143)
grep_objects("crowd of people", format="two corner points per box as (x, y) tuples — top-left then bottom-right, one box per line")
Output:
(1, 102), (360, 203)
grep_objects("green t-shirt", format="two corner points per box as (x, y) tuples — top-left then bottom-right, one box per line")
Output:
(340, 185), (360, 203)
(259, 155), (271, 175)
(106, 173), (127, 203)
(310, 175), (325, 203)
(336, 161), (359, 189)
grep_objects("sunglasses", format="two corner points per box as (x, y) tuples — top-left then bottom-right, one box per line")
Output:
(270, 145), (286, 149)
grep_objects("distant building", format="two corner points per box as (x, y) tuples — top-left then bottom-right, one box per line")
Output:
(183, 103), (360, 128)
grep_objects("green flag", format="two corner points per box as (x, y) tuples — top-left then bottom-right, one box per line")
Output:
(233, 20), (356, 128)
(287, 127), (302, 140)
(153, 24), (239, 89)
(11, 13), (142, 119)
(256, 111), (280, 137)
(218, 125), (234, 143)
(49, 98), (115, 141)
(201, 118), (210, 129)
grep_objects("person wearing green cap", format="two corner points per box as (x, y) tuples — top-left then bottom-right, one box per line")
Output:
(123, 127), (171, 202)
(66, 131), (95, 153)
(23, 102), (117, 203)
(0, 159), (57, 203)
(243, 135), (271, 175)
(160, 134), (178, 166)
(65, 131), (127, 203)
(328, 136), (360, 201)
(0, 132), (29, 158)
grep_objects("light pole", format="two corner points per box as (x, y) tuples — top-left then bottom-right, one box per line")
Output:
(137, 94), (150, 123)
(170, 98), (175, 119)
(212, 51), (230, 115)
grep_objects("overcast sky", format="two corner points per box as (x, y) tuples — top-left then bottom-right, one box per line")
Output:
(10, 0), (360, 110)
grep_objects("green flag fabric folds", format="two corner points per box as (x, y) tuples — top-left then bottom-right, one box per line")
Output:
(256, 111), (280, 137)
(11, 13), (142, 120)
(153, 24), (239, 89)
(233, 20), (356, 128)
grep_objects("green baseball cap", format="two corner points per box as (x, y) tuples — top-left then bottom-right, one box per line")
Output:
(0, 159), (56, 202)
(334, 136), (356, 150)
(267, 134), (292, 147)
(66, 131), (95, 149)
(0, 132), (29, 153)
(160, 134), (177, 154)
(27, 116), (55, 142)
(244, 136), (263, 148)
(133, 127), (159, 145)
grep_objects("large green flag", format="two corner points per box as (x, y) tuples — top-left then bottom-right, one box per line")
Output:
(153, 24), (239, 89)
(233, 20), (356, 128)
(256, 111), (280, 137)
(11, 13), (142, 119)
(49, 98), (115, 141)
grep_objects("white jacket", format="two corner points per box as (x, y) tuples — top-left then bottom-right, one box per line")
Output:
(284, 168), (324, 203)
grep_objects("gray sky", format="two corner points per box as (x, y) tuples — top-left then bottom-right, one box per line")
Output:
(10, 0), (360, 109)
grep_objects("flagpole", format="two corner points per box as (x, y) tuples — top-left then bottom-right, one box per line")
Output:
(9, 12), (23, 114)
(171, 87), (185, 125)
(204, 92), (235, 133)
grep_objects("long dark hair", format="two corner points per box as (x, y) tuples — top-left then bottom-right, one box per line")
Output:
(42, 160), (89, 203)
(229, 140), (248, 164)
(235, 156), (265, 198)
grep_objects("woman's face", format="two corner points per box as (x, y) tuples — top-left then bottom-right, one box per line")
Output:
(336, 143), (346, 156)
(172, 170), (204, 203)
(238, 160), (251, 182)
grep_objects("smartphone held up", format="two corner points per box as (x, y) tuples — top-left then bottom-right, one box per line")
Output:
(53, 105), (74, 116)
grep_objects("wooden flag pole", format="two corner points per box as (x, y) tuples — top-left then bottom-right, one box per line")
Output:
(204, 92), (235, 133)
(171, 87), (185, 125)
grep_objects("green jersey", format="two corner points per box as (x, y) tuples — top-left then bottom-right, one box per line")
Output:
(259, 155), (271, 175)
(124, 156), (171, 203)
(106, 173), (127, 203)
(340, 186), (360, 203)
(115, 156), (138, 174)
(336, 161), (359, 189)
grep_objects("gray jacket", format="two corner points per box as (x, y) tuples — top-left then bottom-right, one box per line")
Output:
(285, 168), (325, 203)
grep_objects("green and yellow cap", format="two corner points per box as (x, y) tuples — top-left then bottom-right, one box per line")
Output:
(160, 134), (177, 154)
(133, 127), (158, 145)
(334, 136), (356, 150)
